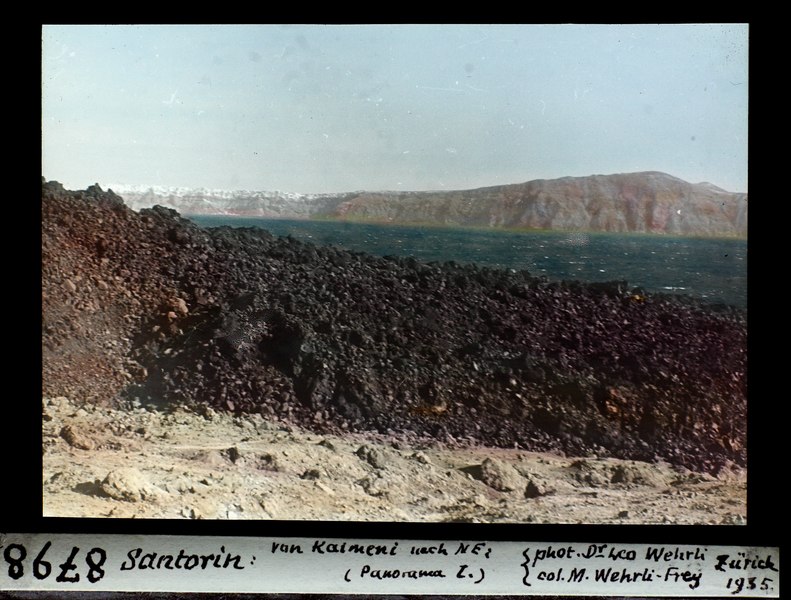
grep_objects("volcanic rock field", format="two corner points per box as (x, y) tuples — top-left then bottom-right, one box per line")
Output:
(42, 180), (746, 476)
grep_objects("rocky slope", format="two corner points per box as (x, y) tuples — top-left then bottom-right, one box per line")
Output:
(42, 180), (747, 477)
(116, 172), (747, 237)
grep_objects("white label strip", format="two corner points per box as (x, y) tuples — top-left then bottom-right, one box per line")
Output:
(0, 534), (779, 596)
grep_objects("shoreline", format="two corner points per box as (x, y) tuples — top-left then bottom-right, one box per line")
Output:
(184, 213), (749, 242)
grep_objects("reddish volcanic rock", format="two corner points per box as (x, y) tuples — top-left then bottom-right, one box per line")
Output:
(42, 179), (747, 474)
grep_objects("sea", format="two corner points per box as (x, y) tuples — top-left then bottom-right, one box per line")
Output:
(188, 216), (747, 308)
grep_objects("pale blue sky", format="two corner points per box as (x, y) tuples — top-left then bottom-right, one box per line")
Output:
(42, 24), (749, 194)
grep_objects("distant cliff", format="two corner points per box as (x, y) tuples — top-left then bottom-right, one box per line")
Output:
(116, 171), (748, 238)
(116, 185), (351, 219)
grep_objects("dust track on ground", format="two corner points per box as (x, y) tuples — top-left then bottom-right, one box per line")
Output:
(43, 397), (746, 524)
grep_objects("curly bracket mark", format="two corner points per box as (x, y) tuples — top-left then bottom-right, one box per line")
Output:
(521, 547), (531, 586)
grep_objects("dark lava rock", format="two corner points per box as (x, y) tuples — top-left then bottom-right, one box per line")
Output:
(41, 180), (747, 474)
(524, 479), (551, 499)
(301, 469), (321, 480)
(224, 447), (242, 464)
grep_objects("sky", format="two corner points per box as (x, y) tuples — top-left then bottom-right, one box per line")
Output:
(42, 24), (749, 194)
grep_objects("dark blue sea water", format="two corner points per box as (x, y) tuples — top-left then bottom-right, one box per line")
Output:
(189, 216), (747, 308)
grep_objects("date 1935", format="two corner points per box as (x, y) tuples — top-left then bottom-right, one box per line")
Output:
(725, 576), (775, 596)
(2, 542), (107, 583)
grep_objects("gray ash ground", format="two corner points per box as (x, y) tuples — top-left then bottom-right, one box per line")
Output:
(42, 181), (746, 475)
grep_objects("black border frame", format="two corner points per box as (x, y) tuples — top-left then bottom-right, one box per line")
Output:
(19, 16), (780, 596)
